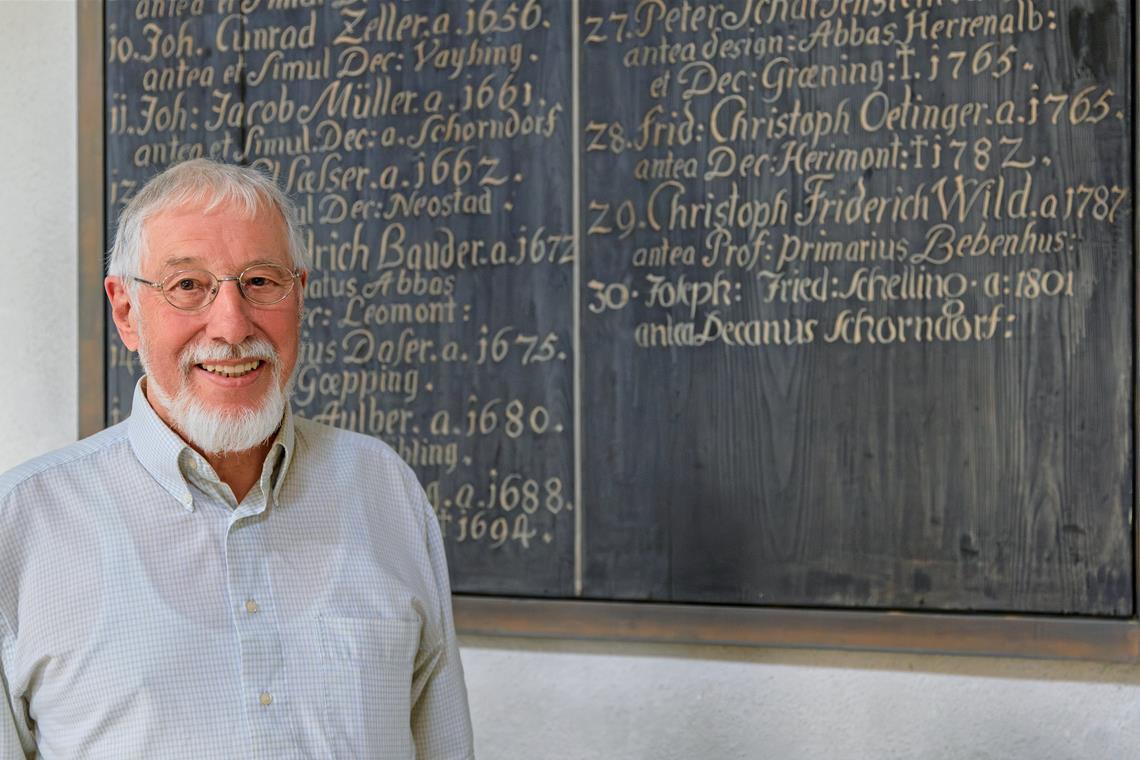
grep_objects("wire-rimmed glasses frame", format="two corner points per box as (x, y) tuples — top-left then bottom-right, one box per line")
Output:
(130, 263), (302, 311)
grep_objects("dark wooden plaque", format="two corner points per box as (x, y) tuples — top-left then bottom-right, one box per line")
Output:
(92, 0), (1135, 637)
(577, 0), (1134, 615)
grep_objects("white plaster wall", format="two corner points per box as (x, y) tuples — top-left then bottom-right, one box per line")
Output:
(0, 0), (78, 473)
(460, 637), (1140, 759)
(3, 3), (1140, 759)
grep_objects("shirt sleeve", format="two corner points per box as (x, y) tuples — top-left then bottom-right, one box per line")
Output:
(0, 497), (33, 760)
(1, 622), (34, 759)
(409, 482), (475, 760)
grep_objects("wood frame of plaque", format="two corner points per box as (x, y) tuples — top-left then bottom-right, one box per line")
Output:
(76, 0), (1140, 663)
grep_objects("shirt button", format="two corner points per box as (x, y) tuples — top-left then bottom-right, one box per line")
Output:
(259, 692), (273, 706)
(245, 599), (259, 614)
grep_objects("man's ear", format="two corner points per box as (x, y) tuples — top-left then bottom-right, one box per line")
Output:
(105, 276), (141, 351)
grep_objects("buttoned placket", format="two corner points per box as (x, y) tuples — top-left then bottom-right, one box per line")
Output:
(224, 489), (296, 756)
(124, 383), (313, 755)
(206, 476), (297, 758)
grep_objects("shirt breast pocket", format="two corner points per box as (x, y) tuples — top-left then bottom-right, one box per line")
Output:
(319, 615), (421, 758)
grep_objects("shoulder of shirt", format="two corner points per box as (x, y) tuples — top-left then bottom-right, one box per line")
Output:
(292, 414), (417, 478)
(0, 421), (131, 508)
(291, 418), (434, 535)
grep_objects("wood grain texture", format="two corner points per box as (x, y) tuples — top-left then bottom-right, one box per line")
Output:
(579, 0), (1134, 614)
(455, 596), (1140, 663)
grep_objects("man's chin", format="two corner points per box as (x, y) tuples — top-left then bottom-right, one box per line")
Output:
(176, 401), (286, 456)
(137, 336), (293, 455)
(152, 381), (288, 456)
(192, 399), (271, 419)
(184, 374), (284, 411)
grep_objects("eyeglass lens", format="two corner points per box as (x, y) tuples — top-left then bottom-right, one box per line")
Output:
(162, 265), (295, 309)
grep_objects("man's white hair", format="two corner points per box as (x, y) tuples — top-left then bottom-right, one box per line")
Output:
(106, 158), (309, 285)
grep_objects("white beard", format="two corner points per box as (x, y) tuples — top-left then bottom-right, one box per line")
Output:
(138, 334), (288, 456)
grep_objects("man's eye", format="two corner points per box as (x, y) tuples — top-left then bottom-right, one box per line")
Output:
(167, 276), (208, 292)
(245, 277), (270, 288)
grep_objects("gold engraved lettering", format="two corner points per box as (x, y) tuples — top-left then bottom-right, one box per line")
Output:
(215, 11), (317, 51)
(134, 0), (206, 19)
(412, 38), (524, 80)
(903, 2), (1045, 45)
(106, 0), (1114, 566)
(246, 49), (330, 85)
(334, 3), (448, 46)
(758, 55), (885, 102)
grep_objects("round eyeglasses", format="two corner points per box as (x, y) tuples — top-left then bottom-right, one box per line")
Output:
(131, 264), (301, 311)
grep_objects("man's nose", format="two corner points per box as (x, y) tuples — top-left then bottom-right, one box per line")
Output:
(204, 279), (255, 345)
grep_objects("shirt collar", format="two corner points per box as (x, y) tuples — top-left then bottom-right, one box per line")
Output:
(127, 377), (296, 511)
(267, 402), (295, 502)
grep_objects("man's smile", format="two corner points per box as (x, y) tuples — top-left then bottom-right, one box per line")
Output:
(190, 358), (271, 388)
(197, 359), (263, 378)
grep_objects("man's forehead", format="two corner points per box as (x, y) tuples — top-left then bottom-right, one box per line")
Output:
(142, 201), (290, 267)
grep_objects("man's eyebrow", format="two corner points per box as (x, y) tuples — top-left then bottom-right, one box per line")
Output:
(162, 256), (201, 268)
(160, 256), (287, 269)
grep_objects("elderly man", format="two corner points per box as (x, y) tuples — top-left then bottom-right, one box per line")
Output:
(0, 160), (474, 758)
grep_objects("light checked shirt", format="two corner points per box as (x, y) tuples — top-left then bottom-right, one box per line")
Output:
(0, 380), (474, 759)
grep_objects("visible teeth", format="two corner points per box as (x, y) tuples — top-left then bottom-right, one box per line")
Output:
(200, 361), (259, 377)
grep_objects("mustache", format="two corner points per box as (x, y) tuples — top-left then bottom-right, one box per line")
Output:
(178, 337), (280, 374)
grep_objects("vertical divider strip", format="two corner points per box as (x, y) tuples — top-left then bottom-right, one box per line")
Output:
(77, 0), (106, 439)
(571, 0), (584, 597)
